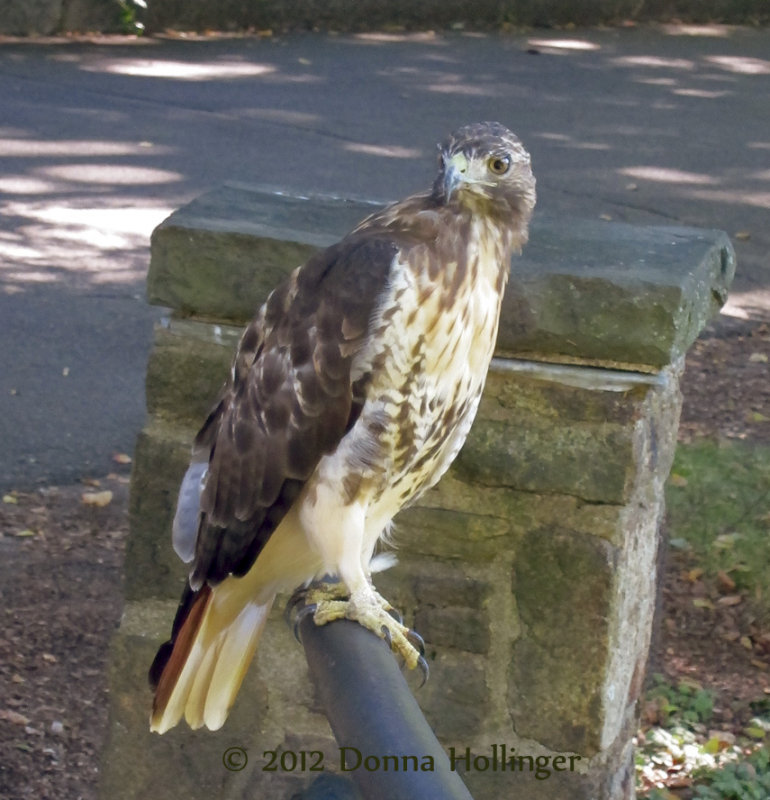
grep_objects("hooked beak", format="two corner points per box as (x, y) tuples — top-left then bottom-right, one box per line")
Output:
(441, 152), (468, 201)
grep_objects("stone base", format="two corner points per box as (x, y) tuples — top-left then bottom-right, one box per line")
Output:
(100, 600), (336, 800)
(104, 326), (681, 799)
(100, 186), (732, 800)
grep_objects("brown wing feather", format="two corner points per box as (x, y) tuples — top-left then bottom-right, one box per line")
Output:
(187, 235), (398, 589)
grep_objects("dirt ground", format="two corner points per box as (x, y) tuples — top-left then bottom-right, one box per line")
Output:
(0, 317), (768, 800)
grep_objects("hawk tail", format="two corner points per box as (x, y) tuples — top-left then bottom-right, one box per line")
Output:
(149, 584), (274, 734)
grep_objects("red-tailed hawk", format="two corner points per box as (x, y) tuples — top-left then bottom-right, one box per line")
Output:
(149, 122), (536, 733)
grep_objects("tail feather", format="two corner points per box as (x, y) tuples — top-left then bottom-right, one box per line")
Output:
(183, 638), (220, 730)
(202, 602), (269, 730)
(150, 583), (274, 734)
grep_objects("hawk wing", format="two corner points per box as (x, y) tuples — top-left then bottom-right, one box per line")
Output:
(178, 235), (399, 590)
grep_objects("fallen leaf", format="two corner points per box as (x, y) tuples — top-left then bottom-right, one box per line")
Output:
(752, 659), (769, 670)
(693, 597), (715, 609)
(714, 532), (740, 549)
(0, 709), (30, 726)
(734, 230), (751, 240)
(3, 493), (18, 504)
(42, 653), (57, 663)
(112, 453), (132, 465)
(599, 213), (613, 221)
(11, 674), (25, 684)
(62, 367), (70, 377)
(740, 635), (753, 650)
(717, 594), (743, 606)
(15, 529), (36, 538)
(686, 567), (704, 582)
(707, 729), (735, 746)
(717, 570), (736, 592)
(81, 490), (113, 507)
(749, 352), (768, 363)
(669, 473), (689, 487)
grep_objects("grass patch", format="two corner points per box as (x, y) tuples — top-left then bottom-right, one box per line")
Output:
(666, 439), (770, 621)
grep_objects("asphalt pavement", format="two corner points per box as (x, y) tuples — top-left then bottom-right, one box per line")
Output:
(1, 25), (768, 490)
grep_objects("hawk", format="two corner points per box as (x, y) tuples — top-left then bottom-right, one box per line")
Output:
(149, 122), (536, 734)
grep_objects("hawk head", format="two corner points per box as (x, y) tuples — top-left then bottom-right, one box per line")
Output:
(433, 121), (536, 223)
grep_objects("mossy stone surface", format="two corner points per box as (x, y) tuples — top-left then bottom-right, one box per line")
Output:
(101, 600), (335, 800)
(509, 528), (617, 756)
(501, 218), (734, 370)
(148, 184), (381, 322)
(147, 184), (734, 370)
(126, 421), (194, 601)
(420, 651), (492, 741)
(145, 319), (237, 425)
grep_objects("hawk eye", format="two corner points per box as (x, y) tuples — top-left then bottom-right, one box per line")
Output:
(488, 155), (511, 176)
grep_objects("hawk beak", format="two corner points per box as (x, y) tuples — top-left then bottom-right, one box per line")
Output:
(442, 152), (468, 201)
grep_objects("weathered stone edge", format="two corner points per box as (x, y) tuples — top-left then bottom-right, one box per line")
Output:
(148, 183), (734, 370)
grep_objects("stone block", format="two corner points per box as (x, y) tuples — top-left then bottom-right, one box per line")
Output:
(415, 473), (623, 545)
(60, 0), (125, 32)
(126, 420), (194, 601)
(510, 528), (616, 756)
(101, 599), (336, 800)
(145, 319), (238, 425)
(148, 184), (381, 321)
(0, 0), (62, 35)
(414, 605), (491, 656)
(146, 184), (735, 370)
(456, 732), (635, 800)
(419, 651), (492, 741)
(454, 364), (664, 504)
(501, 218), (734, 370)
(138, 0), (769, 36)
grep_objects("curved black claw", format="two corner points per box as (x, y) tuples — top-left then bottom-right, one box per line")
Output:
(406, 628), (426, 657)
(284, 587), (309, 630)
(416, 655), (430, 688)
(380, 625), (392, 648)
(292, 603), (317, 644)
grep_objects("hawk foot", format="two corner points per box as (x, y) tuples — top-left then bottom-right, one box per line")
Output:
(285, 580), (351, 639)
(289, 582), (428, 682)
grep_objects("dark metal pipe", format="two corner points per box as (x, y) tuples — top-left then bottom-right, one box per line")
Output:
(298, 613), (474, 800)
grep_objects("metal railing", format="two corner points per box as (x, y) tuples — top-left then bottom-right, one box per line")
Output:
(295, 608), (474, 800)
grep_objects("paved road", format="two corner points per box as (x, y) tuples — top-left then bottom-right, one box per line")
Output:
(1, 26), (768, 490)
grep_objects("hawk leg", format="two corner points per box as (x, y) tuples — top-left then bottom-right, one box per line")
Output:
(289, 581), (427, 678)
